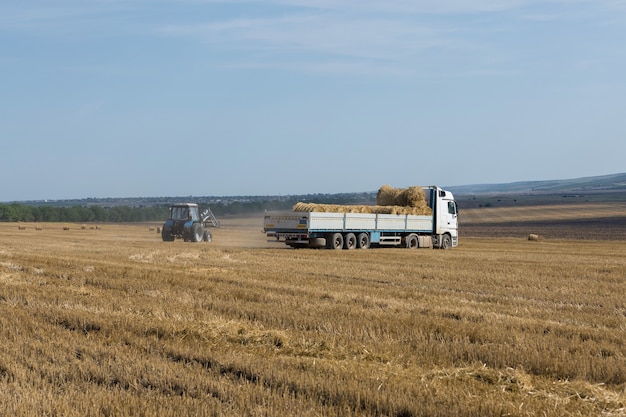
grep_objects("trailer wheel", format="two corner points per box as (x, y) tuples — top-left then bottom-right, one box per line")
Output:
(406, 234), (418, 249)
(357, 233), (370, 249)
(327, 233), (343, 250)
(343, 233), (357, 250)
(441, 234), (452, 250)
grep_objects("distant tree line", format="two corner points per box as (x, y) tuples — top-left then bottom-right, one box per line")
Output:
(0, 203), (168, 223)
(1, 193), (376, 223)
(0, 200), (298, 223)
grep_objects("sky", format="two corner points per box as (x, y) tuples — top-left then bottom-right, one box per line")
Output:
(1, 0), (625, 201)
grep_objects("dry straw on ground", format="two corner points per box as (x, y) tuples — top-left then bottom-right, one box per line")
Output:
(0, 220), (625, 416)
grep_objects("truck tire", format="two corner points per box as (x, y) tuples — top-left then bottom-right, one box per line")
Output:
(161, 226), (175, 242)
(406, 234), (418, 249)
(343, 233), (357, 250)
(327, 233), (343, 250)
(203, 229), (212, 242)
(441, 234), (452, 249)
(357, 233), (370, 249)
(190, 223), (204, 242)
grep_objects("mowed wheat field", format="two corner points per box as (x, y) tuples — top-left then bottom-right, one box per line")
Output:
(1, 206), (625, 416)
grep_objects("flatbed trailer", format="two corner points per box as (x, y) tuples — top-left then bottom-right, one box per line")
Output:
(264, 186), (458, 249)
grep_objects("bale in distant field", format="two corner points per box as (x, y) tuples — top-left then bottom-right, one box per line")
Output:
(528, 234), (541, 241)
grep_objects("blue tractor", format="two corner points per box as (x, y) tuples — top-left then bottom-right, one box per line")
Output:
(161, 203), (219, 242)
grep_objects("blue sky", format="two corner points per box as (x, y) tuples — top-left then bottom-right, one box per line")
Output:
(1, 0), (625, 201)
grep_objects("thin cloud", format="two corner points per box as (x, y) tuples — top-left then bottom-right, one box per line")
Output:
(3, 0), (625, 78)
(0, 3), (135, 35)
(186, 0), (625, 14)
(161, 15), (452, 60)
(160, 7), (524, 78)
(156, 0), (626, 77)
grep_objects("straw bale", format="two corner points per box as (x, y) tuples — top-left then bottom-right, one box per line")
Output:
(403, 186), (426, 207)
(376, 185), (428, 208)
(377, 184), (401, 206)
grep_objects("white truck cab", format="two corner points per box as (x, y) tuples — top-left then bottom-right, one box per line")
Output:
(432, 188), (458, 249)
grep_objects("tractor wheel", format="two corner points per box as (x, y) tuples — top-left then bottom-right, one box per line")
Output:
(190, 223), (204, 242)
(203, 229), (212, 242)
(161, 226), (174, 242)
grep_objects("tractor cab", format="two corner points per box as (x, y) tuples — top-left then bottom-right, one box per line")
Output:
(170, 205), (199, 222)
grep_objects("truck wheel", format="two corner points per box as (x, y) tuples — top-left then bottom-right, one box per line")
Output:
(190, 223), (204, 242)
(161, 226), (174, 242)
(357, 233), (370, 249)
(441, 234), (452, 249)
(343, 233), (357, 250)
(327, 233), (343, 250)
(203, 229), (212, 242)
(406, 234), (418, 249)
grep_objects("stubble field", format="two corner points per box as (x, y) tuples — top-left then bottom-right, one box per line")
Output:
(1, 206), (625, 416)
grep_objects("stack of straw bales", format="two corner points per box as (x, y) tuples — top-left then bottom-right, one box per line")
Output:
(376, 184), (431, 215)
(293, 202), (369, 214)
(293, 185), (432, 215)
(292, 202), (427, 215)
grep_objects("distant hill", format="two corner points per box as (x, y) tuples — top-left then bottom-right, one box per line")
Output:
(446, 173), (626, 195)
(8, 173), (626, 211)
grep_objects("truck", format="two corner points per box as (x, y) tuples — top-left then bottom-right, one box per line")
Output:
(161, 203), (219, 242)
(263, 186), (458, 249)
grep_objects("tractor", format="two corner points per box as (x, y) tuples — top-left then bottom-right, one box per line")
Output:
(161, 203), (219, 242)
